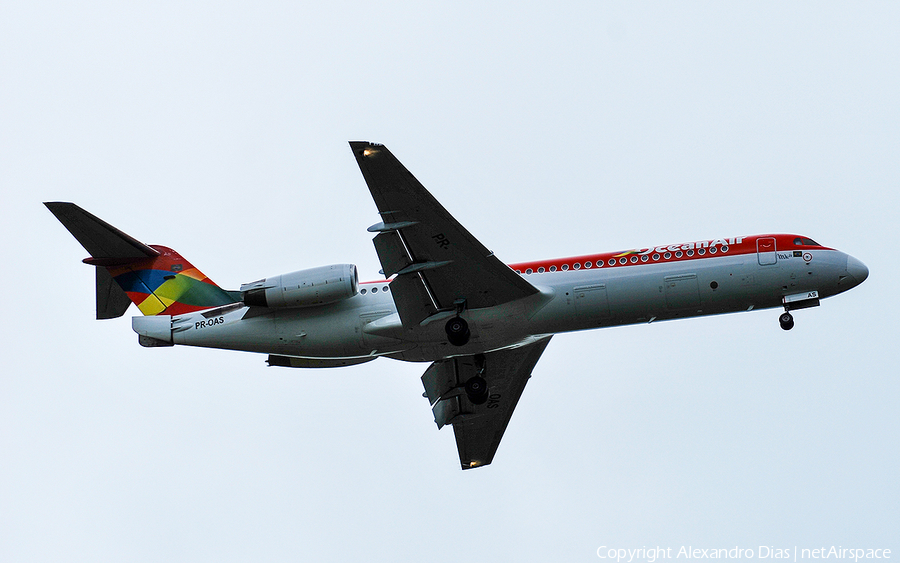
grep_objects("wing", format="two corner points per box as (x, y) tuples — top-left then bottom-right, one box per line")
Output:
(421, 337), (551, 469)
(349, 141), (539, 328)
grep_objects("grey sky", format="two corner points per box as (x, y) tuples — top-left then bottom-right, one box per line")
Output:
(2, 2), (898, 561)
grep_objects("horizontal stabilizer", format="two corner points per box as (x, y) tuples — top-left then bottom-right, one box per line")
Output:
(44, 202), (159, 260)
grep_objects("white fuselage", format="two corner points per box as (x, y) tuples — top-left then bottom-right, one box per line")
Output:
(145, 243), (863, 364)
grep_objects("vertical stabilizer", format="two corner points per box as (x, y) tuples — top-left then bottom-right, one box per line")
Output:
(45, 202), (238, 318)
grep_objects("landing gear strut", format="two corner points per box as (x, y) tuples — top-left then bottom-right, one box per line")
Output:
(779, 311), (794, 331)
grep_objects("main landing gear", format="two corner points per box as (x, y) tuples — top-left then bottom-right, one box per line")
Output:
(445, 299), (471, 347)
(464, 354), (489, 405)
(445, 316), (470, 346)
(465, 374), (489, 404)
(779, 311), (794, 331)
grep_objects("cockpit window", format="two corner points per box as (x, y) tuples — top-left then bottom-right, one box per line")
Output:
(793, 237), (820, 246)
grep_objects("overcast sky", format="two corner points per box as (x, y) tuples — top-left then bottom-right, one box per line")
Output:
(2, 2), (898, 562)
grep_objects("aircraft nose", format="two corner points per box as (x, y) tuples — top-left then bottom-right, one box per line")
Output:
(845, 255), (869, 286)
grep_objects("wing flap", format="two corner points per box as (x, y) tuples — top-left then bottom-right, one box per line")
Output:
(432, 395), (461, 429)
(372, 231), (410, 278)
(422, 359), (457, 405)
(387, 274), (437, 330)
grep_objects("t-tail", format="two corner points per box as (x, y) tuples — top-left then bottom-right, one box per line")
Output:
(45, 202), (238, 319)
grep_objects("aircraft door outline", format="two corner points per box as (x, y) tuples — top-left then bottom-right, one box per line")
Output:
(757, 237), (777, 266)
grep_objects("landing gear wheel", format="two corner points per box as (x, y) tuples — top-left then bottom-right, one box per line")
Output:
(445, 316), (470, 346)
(465, 376), (489, 405)
(779, 312), (794, 331)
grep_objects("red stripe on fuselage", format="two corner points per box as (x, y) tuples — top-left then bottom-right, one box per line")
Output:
(358, 234), (832, 284)
(507, 234), (831, 274)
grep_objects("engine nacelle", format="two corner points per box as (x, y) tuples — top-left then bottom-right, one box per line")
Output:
(240, 264), (358, 308)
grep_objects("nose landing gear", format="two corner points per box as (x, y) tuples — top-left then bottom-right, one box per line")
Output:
(779, 312), (794, 331)
(779, 291), (821, 331)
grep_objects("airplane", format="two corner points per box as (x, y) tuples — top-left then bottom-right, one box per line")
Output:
(45, 141), (869, 470)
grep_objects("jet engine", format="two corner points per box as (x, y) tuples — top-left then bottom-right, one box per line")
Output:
(241, 264), (358, 308)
